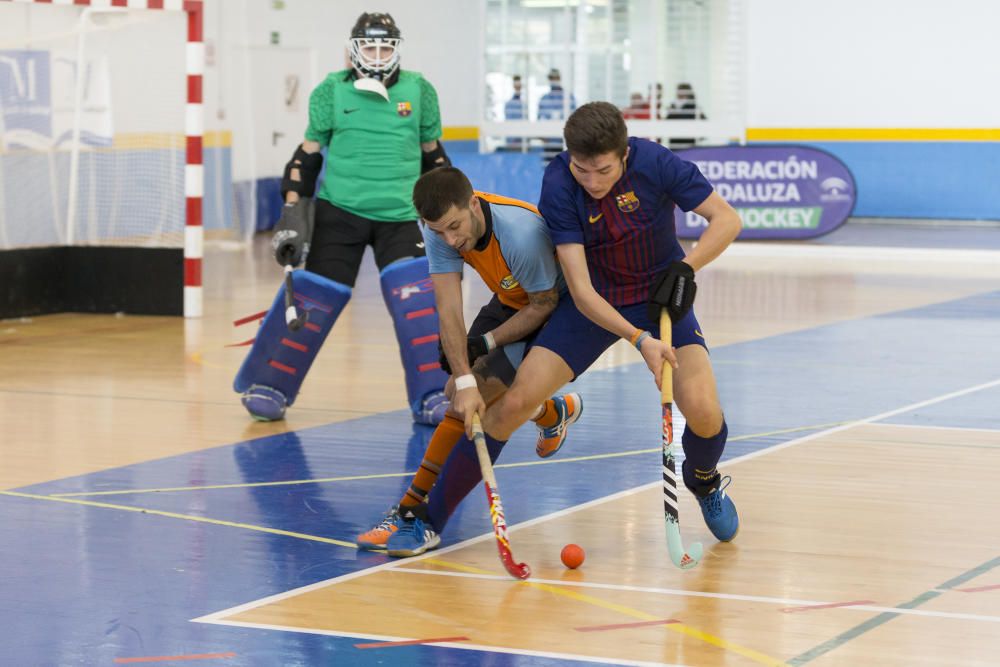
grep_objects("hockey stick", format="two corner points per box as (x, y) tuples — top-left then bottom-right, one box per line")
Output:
(471, 415), (531, 580)
(282, 264), (308, 332)
(660, 309), (703, 570)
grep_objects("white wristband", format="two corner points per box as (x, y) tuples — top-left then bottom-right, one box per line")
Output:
(483, 331), (496, 351)
(454, 374), (477, 391)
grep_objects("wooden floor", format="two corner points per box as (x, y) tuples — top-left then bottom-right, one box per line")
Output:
(227, 422), (1000, 666)
(3, 231), (1000, 665)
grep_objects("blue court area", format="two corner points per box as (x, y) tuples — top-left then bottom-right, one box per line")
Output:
(2, 290), (999, 665)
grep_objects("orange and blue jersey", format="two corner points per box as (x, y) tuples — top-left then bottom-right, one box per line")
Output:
(538, 137), (713, 307)
(423, 192), (564, 308)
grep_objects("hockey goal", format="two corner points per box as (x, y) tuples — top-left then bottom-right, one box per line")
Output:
(0, 0), (216, 317)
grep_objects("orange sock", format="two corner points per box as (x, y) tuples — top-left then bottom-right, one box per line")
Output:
(533, 398), (558, 428)
(400, 414), (465, 508)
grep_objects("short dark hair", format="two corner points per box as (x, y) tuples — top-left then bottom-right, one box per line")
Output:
(563, 101), (628, 158)
(412, 166), (474, 222)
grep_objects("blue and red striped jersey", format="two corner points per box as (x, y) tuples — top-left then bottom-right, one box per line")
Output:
(539, 137), (713, 307)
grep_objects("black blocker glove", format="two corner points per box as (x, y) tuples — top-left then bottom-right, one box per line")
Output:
(648, 260), (697, 324)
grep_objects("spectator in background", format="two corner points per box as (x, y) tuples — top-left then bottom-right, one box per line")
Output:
(537, 68), (576, 120)
(504, 74), (526, 120)
(538, 68), (576, 160)
(621, 91), (652, 120)
(665, 82), (706, 150)
(502, 74), (528, 151)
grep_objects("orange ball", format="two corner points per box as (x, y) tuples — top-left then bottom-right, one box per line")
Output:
(561, 543), (585, 569)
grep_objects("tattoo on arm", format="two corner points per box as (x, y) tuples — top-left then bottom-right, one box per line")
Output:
(527, 287), (559, 309)
(489, 287), (560, 348)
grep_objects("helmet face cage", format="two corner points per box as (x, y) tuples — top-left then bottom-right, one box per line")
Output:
(348, 36), (401, 80)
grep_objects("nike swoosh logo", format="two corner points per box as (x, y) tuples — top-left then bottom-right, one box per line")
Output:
(344, 108), (360, 114)
(588, 213), (603, 223)
(415, 241), (425, 249)
(694, 329), (704, 338)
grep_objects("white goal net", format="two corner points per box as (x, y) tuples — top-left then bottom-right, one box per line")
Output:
(0, 2), (251, 250)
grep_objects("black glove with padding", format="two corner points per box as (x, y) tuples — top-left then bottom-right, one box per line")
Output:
(271, 198), (315, 267)
(648, 260), (697, 324)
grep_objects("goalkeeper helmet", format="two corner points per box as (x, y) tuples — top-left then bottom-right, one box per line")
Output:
(348, 13), (402, 81)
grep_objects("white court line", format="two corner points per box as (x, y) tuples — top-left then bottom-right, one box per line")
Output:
(194, 377), (1000, 640)
(724, 243), (1000, 265)
(196, 619), (686, 667)
(873, 422), (1000, 436)
(191, 481), (655, 623)
(713, 376), (1000, 468)
(394, 569), (1000, 624)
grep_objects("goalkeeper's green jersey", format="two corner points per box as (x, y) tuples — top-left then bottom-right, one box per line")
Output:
(305, 70), (443, 222)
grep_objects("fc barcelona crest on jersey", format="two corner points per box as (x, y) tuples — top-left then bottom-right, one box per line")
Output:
(616, 191), (640, 213)
(397, 101), (412, 117)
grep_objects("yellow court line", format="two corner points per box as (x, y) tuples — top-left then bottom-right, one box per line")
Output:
(497, 421), (850, 471)
(421, 558), (789, 667)
(8, 485), (792, 663)
(2, 489), (787, 663)
(746, 127), (1000, 142)
(188, 351), (229, 371)
(445, 125), (1000, 142)
(52, 470), (423, 497)
(0, 131), (234, 156)
(53, 421), (850, 498)
(0, 490), (357, 549)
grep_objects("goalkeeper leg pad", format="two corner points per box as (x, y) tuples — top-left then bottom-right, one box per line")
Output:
(234, 270), (351, 420)
(379, 257), (449, 424)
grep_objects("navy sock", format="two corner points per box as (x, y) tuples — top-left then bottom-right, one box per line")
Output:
(681, 420), (727, 493)
(426, 432), (506, 533)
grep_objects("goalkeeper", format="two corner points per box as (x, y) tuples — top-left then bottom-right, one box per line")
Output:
(234, 12), (453, 425)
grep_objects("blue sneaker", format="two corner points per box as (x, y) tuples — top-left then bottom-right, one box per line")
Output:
(535, 393), (583, 458)
(415, 390), (449, 425)
(241, 384), (287, 421)
(694, 476), (739, 542)
(386, 515), (441, 558)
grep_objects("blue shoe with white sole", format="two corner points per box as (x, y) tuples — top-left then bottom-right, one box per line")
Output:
(386, 515), (441, 558)
(694, 475), (739, 542)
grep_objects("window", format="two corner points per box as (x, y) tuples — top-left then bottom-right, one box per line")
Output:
(481, 0), (745, 151)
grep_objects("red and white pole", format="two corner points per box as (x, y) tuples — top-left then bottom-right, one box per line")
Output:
(1, 0), (206, 316)
(183, 0), (204, 317)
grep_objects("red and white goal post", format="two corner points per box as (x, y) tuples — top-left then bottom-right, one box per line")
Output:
(0, 0), (206, 317)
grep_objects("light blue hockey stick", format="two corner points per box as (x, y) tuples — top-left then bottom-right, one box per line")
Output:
(660, 309), (703, 570)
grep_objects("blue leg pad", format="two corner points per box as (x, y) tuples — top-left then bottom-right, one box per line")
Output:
(379, 257), (449, 424)
(234, 270), (351, 420)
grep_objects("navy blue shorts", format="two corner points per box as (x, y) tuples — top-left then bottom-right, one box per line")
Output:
(528, 297), (707, 379)
(468, 294), (537, 385)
